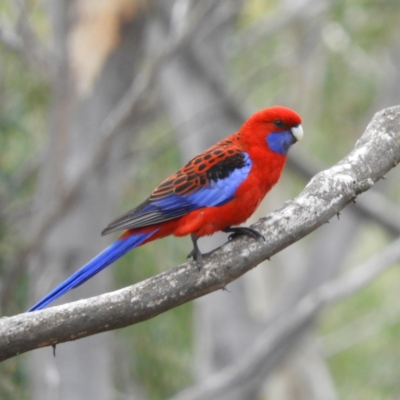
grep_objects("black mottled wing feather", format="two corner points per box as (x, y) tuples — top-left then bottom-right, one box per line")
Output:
(102, 139), (248, 235)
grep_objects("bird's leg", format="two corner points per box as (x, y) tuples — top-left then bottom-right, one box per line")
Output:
(223, 226), (265, 242)
(187, 234), (203, 268)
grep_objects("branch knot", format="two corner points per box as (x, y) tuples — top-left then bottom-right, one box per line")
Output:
(354, 178), (374, 195)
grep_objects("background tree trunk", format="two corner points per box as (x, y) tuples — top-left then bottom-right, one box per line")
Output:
(28, 1), (149, 398)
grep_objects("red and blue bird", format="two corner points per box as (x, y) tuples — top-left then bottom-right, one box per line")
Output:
(28, 106), (303, 312)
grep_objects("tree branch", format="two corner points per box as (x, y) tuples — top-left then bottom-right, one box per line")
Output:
(0, 105), (399, 362)
(0, 4), (51, 77)
(167, 209), (400, 400)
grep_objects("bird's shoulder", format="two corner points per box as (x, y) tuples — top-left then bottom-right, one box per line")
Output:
(150, 137), (248, 200)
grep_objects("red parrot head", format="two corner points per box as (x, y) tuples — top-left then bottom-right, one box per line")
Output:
(240, 106), (303, 155)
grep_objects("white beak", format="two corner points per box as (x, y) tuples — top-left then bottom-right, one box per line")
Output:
(291, 124), (304, 142)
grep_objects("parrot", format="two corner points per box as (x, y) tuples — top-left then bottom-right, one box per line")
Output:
(28, 105), (303, 312)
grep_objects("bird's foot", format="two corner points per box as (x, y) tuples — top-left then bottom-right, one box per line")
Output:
(187, 248), (203, 263)
(223, 226), (265, 242)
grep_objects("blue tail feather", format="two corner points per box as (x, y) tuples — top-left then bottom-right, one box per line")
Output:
(27, 230), (157, 312)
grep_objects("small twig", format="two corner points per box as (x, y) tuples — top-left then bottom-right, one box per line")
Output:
(0, 2), (51, 77)
(0, 23), (24, 52)
(322, 297), (400, 357)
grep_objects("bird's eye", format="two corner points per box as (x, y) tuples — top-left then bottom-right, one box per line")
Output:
(274, 120), (285, 128)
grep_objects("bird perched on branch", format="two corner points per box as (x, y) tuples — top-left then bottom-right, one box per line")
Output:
(28, 106), (303, 312)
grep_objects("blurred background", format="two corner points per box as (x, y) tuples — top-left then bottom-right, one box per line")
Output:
(1, 0), (400, 399)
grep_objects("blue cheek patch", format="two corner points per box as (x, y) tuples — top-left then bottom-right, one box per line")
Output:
(266, 131), (296, 155)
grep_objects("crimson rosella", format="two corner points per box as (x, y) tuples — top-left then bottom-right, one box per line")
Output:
(28, 106), (303, 311)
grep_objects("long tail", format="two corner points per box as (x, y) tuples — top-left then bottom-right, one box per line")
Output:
(27, 229), (158, 312)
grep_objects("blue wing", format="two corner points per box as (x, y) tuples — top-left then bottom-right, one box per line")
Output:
(102, 151), (252, 235)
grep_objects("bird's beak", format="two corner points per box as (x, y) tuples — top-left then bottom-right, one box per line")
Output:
(291, 124), (304, 142)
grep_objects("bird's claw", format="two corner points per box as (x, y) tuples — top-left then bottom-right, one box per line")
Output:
(223, 227), (265, 242)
